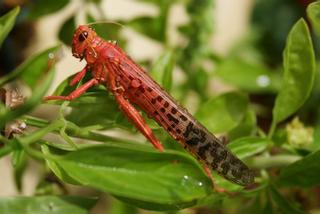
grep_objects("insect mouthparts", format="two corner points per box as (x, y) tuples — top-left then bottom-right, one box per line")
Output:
(72, 53), (79, 58)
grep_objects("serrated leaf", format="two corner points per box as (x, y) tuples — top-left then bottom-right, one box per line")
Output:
(272, 19), (315, 125)
(46, 144), (214, 211)
(0, 7), (19, 48)
(195, 92), (248, 133)
(0, 196), (97, 214)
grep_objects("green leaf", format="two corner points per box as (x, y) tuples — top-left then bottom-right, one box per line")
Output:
(86, 15), (125, 45)
(0, 46), (61, 88)
(11, 149), (27, 191)
(307, 1), (320, 37)
(0, 196), (98, 214)
(262, 194), (275, 214)
(195, 92), (248, 133)
(26, 0), (69, 20)
(126, 1), (171, 42)
(58, 16), (76, 45)
(272, 19), (315, 125)
(228, 109), (257, 140)
(216, 57), (281, 93)
(0, 47), (58, 128)
(277, 149), (320, 187)
(85, 0), (102, 3)
(42, 145), (82, 185)
(66, 91), (131, 130)
(109, 198), (138, 214)
(127, 17), (166, 42)
(150, 49), (175, 91)
(12, 150), (27, 191)
(0, 7), (19, 48)
(11, 147), (25, 167)
(48, 73), (131, 130)
(268, 184), (304, 214)
(46, 144), (213, 211)
(227, 137), (269, 160)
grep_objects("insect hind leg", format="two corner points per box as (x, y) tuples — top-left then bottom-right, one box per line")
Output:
(203, 164), (234, 195)
(114, 92), (164, 152)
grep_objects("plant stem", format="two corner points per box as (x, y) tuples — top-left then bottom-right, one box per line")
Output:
(23, 115), (141, 145)
(268, 120), (276, 139)
(248, 154), (301, 169)
(19, 120), (63, 145)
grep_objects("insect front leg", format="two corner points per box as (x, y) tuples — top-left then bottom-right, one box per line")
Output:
(69, 65), (90, 86)
(113, 90), (164, 152)
(44, 78), (98, 101)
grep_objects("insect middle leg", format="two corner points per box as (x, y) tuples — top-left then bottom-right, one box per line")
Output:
(114, 91), (164, 152)
(69, 66), (89, 86)
(44, 78), (98, 101)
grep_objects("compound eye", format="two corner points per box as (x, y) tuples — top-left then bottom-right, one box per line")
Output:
(78, 31), (88, 42)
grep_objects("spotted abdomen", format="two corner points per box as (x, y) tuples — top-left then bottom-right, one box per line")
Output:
(180, 120), (254, 186)
(113, 56), (254, 186)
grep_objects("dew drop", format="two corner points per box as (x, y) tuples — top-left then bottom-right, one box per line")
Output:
(256, 75), (270, 87)
(48, 53), (55, 59)
(181, 175), (190, 186)
(198, 182), (203, 187)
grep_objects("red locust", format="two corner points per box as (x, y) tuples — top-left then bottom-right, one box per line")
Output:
(45, 25), (254, 187)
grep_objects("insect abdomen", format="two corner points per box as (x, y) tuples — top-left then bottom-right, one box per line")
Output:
(114, 55), (254, 186)
(180, 119), (254, 186)
(129, 83), (254, 186)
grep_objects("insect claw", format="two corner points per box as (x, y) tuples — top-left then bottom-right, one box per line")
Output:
(219, 135), (229, 145)
(108, 40), (117, 45)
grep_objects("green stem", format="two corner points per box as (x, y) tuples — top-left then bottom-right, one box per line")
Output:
(248, 155), (301, 169)
(23, 116), (141, 145)
(19, 120), (63, 145)
(268, 120), (276, 139)
(23, 116), (49, 127)
(58, 102), (78, 149)
(0, 145), (12, 158)
(22, 144), (46, 161)
(0, 135), (11, 144)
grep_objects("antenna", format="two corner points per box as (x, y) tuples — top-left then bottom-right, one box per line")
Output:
(86, 21), (125, 29)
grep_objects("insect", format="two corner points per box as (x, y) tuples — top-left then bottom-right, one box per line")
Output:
(45, 25), (254, 187)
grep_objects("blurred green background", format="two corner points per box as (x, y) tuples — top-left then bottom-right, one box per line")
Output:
(1, 0), (320, 213)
